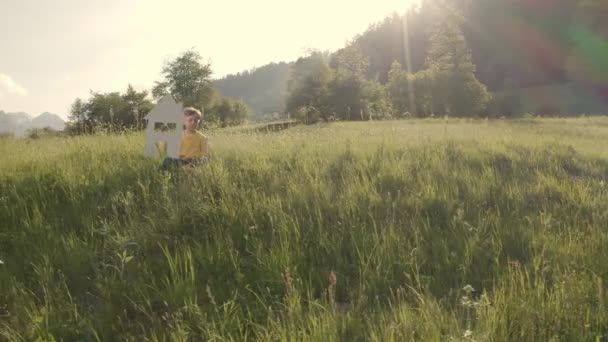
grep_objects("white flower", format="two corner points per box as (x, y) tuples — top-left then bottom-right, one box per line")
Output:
(464, 329), (473, 338)
(462, 284), (475, 293)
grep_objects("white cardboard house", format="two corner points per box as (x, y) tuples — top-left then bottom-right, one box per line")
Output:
(144, 95), (183, 158)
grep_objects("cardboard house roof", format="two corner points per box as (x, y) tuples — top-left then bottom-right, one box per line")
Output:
(144, 95), (183, 121)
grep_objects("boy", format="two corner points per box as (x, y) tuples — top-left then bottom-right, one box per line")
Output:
(161, 107), (210, 170)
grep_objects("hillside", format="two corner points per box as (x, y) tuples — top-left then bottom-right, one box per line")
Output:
(214, 62), (291, 118)
(213, 0), (608, 117)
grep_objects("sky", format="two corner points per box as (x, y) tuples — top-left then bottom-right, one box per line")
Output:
(0, 0), (414, 119)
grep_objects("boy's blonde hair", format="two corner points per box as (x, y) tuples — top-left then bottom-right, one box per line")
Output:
(183, 107), (202, 120)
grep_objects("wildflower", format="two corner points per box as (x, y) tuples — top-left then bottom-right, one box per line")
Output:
(328, 271), (337, 287)
(283, 267), (294, 293)
(328, 271), (337, 306)
(456, 208), (465, 219)
(0, 260), (3, 265)
(462, 284), (475, 293)
(463, 329), (473, 338)
(454, 208), (466, 223)
(206, 284), (216, 306)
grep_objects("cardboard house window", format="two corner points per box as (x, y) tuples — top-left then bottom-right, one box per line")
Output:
(154, 122), (177, 133)
(144, 95), (183, 158)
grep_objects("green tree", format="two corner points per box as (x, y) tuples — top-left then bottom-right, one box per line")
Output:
(208, 96), (251, 127)
(327, 46), (393, 120)
(362, 80), (392, 120)
(387, 61), (416, 116)
(424, 2), (491, 116)
(66, 98), (92, 134)
(412, 69), (435, 117)
(230, 99), (251, 125)
(214, 98), (233, 127)
(328, 46), (370, 120)
(152, 50), (214, 111)
(122, 85), (154, 130)
(351, 10), (431, 83)
(66, 85), (154, 134)
(286, 51), (334, 122)
(85, 92), (125, 128)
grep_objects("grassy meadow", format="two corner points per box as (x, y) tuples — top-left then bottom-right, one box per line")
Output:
(1, 118), (608, 341)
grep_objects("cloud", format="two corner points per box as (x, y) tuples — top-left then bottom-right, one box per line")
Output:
(0, 73), (28, 97)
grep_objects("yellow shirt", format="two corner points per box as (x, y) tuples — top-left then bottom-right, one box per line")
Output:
(179, 131), (209, 160)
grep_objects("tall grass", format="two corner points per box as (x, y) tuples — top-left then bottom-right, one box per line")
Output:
(1, 118), (608, 340)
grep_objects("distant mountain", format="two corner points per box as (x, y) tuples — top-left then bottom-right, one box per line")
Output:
(214, 62), (292, 118)
(0, 111), (65, 136)
(31, 112), (66, 131)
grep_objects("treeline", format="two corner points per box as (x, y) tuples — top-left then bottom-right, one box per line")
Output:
(219, 0), (608, 119)
(67, 51), (251, 134)
(345, 0), (608, 117)
(286, 2), (490, 122)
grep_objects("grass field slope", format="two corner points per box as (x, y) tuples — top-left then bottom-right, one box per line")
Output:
(1, 118), (608, 341)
